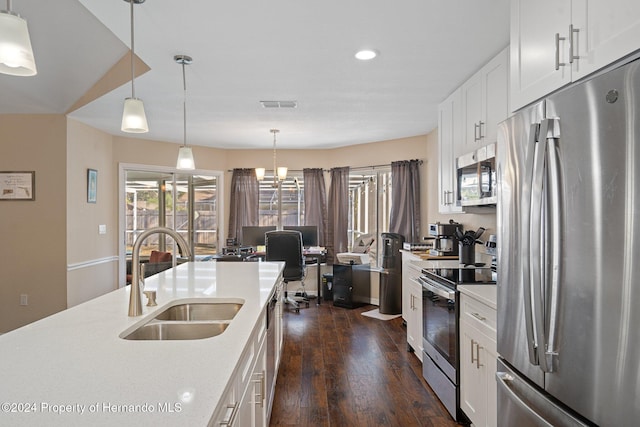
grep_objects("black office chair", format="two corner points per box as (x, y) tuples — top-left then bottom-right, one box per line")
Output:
(265, 230), (309, 313)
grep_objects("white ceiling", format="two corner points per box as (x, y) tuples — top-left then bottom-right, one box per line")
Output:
(1, 0), (510, 150)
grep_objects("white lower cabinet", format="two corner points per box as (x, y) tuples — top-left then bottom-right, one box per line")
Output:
(210, 297), (271, 427)
(401, 253), (424, 362)
(239, 337), (267, 427)
(459, 292), (497, 427)
(406, 277), (423, 362)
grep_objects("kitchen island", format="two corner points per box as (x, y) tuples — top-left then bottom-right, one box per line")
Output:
(0, 261), (284, 427)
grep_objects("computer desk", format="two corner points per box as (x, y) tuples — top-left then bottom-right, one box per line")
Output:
(243, 248), (326, 304)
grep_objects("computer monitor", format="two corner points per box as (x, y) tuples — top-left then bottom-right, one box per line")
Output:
(283, 225), (318, 247)
(241, 226), (276, 247)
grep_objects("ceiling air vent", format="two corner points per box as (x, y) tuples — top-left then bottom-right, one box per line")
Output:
(260, 100), (297, 109)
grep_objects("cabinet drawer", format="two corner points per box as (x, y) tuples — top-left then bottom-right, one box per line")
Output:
(461, 294), (496, 336)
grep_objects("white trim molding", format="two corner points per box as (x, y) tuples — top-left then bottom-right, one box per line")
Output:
(67, 256), (119, 272)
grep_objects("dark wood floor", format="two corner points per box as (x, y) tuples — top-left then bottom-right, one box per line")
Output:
(269, 302), (460, 427)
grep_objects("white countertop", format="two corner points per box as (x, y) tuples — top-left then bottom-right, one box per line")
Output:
(458, 284), (497, 309)
(0, 261), (283, 427)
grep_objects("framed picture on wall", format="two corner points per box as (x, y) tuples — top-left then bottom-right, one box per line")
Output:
(87, 169), (97, 203)
(0, 171), (35, 201)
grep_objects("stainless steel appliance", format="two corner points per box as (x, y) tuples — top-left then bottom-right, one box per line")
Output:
(419, 262), (494, 422)
(428, 221), (462, 256)
(496, 55), (640, 426)
(456, 143), (497, 206)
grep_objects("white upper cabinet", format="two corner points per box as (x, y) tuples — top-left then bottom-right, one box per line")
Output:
(460, 47), (509, 157)
(482, 49), (510, 146)
(438, 89), (464, 214)
(511, 0), (640, 111)
(438, 47), (508, 214)
(572, 0), (640, 80)
(460, 73), (483, 157)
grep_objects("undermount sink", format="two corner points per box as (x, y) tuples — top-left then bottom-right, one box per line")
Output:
(120, 300), (244, 341)
(154, 302), (243, 321)
(122, 321), (228, 341)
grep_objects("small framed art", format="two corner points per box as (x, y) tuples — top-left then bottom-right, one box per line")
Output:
(0, 171), (35, 201)
(87, 169), (97, 203)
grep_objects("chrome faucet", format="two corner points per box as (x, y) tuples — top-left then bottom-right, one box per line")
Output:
(129, 227), (192, 316)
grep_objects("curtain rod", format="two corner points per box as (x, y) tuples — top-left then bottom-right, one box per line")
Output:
(227, 159), (423, 173)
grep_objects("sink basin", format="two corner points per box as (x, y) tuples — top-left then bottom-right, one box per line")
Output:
(122, 321), (229, 340)
(154, 302), (243, 321)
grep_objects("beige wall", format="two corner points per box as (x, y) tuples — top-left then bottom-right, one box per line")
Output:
(66, 119), (119, 307)
(0, 115), (68, 333)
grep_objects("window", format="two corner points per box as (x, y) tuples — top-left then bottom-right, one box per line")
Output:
(258, 171), (305, 227)
(122, 167), (222, 260)
(348, 168), (392, 268)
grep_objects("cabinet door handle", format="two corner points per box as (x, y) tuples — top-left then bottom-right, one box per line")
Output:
(253, 371), (265, 408)
(470, 339), (484, 369)
(471, 312), (486, 322)
(555, 33), (567, 70)
(478, 121), (485, 139)
(569, 24), (580, 64)
(474, 123), (480, 141)
(443, 190), (450, 206)
(470, 339), (476, 364)
(220, 402), (239, 426)
(476, 343), (483, 369)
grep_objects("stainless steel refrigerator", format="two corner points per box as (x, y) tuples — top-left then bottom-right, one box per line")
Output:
(496, 55), (640, 426)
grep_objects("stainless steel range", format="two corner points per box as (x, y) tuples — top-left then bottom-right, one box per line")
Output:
(418, 261), (494, 422)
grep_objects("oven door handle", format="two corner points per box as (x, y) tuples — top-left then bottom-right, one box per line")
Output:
(419, 277), (455, 300)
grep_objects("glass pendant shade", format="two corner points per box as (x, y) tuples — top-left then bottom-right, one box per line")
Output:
(255, 168), (266, 181)
(277, 167), (288, 181)
(176, 146), (195, 170)
(121, 97), (149, 133)
(0, 11), (37, 76)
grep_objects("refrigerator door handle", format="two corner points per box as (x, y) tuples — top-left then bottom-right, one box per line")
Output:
(530, 119), (549, 370)
(544, 118), (562, 371)
(496, 371), (555, 427)
(522, 122), (541, 366)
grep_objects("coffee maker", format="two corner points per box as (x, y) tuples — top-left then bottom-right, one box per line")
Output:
(428, 220), (462, 256)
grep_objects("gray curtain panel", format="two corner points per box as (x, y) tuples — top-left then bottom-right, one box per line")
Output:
(228, 168), (259, 242)
(327, 166), (350, 264)
(302, 168), (327, 247)
(389, 160), (421, 242)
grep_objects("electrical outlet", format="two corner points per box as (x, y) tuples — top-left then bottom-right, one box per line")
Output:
(99, 224), (107, 234)
(20, 294), (28, 306)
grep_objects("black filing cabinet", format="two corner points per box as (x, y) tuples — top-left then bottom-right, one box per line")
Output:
(332, 264), (370, 308)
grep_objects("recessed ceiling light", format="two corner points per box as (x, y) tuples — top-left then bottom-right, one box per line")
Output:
(355, 49), (378, 61)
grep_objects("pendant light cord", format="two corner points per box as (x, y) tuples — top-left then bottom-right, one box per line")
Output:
(129, 0), (136, 99)
(272, 129), (279, 185)
(182, 61), (187, 148)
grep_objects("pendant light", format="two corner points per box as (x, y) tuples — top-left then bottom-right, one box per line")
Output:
(175, 54), (195, 170)
(121, 0), (148, 133)
(0, 0), (37, 76)
(256, 129), (287, 186)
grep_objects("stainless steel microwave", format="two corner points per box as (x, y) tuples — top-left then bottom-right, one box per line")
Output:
(456, 143), (496, 207)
